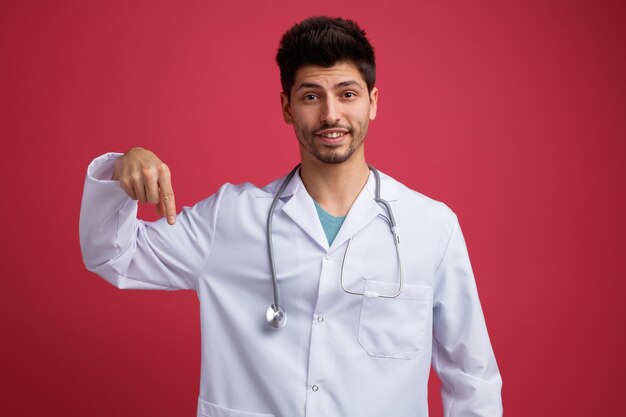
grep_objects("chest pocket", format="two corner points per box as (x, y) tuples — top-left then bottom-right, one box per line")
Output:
(357, 280), (433, 360)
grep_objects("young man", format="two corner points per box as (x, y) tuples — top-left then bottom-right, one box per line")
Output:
(80, 16), (502, 417)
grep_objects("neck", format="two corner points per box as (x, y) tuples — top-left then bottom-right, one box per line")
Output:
(299, 148), (370, 217)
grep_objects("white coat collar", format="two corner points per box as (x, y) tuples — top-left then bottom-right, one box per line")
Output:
(259, 166), (399, 252)
(261, 166), (398, 201)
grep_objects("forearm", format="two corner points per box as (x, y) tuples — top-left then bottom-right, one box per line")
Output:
(79, 152), (222, 290)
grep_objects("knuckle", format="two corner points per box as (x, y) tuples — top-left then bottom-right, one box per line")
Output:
(142, 166), (157, 181)
(158, 163), (169, 173)
(161, 190), (175, 202)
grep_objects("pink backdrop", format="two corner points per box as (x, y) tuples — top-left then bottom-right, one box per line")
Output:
(2, 0), (625, 416)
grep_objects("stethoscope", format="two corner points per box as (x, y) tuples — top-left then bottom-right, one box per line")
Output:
(266, 164), (404, 330)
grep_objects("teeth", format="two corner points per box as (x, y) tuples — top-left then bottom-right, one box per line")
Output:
(322, 132), (344, 139)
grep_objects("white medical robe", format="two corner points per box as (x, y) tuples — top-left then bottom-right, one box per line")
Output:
(80, 153), (503, 417)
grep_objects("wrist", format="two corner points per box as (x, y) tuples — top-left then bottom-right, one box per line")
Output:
(111, 156), (123, 180)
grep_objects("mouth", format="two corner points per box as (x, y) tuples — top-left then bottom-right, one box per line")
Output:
(315, 128), (350, 144)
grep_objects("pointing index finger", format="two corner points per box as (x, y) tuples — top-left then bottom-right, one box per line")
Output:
(157, 165), (176, 225)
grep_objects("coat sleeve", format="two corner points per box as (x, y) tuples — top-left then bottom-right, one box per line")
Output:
(431, 213), (503, 416)
(79, 153), (225, 290)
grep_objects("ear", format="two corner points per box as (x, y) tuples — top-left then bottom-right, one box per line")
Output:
(280, 92), (293, 124)
(369, 87), (378, 121)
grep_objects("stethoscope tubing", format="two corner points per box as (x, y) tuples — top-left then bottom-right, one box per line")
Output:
(266, 164), (301, 323)
(266, 164), (403, 329)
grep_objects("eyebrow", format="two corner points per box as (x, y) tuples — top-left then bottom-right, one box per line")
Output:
(295, 80), (365, 92)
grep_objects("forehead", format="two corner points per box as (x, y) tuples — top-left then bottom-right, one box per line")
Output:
(293, 61), (366, 89)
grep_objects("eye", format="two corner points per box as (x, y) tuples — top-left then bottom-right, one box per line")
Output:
(342, 91), (357, 99)
(303, 94), (318, 101)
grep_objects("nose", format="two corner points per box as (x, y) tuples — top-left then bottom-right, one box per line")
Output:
(321, 97), (341, 125)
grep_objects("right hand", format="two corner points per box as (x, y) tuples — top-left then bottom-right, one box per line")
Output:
(112, 147), (177, 225)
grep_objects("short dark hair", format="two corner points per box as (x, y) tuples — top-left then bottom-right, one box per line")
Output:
(275, 16), (376, 97)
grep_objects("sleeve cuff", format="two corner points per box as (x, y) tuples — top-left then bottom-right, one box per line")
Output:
(87, 152), (123, 182)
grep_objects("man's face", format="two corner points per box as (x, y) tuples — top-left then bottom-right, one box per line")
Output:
(281, 61), (378, 164)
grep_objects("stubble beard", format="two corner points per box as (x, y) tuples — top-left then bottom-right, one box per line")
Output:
(296, 122), (368, 164)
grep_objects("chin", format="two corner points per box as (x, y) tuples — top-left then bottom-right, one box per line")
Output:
(313, 149), (355, 164)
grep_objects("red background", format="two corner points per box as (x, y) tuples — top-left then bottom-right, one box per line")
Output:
(2, 0), (625, 416)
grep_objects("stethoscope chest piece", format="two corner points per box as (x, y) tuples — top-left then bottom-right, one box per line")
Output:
(266, 304), (287, 330)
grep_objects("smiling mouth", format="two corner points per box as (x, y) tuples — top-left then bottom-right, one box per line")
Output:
(315, 126), (351, 141)
(315, 131), (350, 146)
(320, 131), (346, 139)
